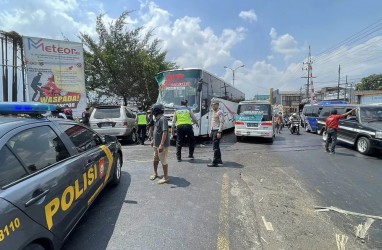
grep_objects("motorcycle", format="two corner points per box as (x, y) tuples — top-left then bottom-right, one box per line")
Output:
(290, 119), (300, 135)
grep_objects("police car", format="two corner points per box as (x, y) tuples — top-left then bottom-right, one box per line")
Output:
(0, 102), (123, 250)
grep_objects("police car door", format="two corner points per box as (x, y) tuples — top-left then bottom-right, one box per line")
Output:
(0, 124), (86, 241)
(58, 123), (113, 209)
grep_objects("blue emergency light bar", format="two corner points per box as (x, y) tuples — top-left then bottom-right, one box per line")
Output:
(0, 102), (57, 114)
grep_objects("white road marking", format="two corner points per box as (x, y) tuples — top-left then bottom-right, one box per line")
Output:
(315, 206), (382, 220)
(335, 234), (348, 250)
(355, 218), (375, 240)
(261, 216), (274, 231)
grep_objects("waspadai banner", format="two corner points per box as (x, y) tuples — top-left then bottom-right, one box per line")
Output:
(23, 36), (86, 117)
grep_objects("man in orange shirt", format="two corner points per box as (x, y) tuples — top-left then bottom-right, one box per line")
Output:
(325, 108), (355, 154)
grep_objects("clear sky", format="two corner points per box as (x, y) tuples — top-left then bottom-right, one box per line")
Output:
(1, 0), (382, 99)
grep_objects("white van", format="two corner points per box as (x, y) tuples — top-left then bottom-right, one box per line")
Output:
(89, 105), (138, 143)
(235, 101), (275, 143)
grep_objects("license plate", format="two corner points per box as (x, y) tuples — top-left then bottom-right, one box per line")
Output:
(247, 123), (258, 127)
(101, 122), (113, 127)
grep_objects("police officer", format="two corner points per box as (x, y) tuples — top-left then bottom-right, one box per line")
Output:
(136, 106), (148, 145)
(172, 100), (198, 162)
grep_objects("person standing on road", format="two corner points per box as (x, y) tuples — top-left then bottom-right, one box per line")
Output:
(275, 113), (282, 134)
(81, 107), (91, 126)
(325, 108), (355, 154)
(172, 100), (198, 162)
(136, 106), (148, 145)
(207, 100), (224, 167)
(150, 104), (170, 184)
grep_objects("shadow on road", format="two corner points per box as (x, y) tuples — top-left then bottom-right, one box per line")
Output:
(168, 176), (191, 188)
(62, 171), (131, 249)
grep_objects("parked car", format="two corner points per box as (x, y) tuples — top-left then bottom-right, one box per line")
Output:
(89, 105), (138, 143)
(0, 102), (123, 250)
(319, 104), (382, 155)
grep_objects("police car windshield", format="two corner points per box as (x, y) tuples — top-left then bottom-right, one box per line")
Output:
(360, 106), (382, 123)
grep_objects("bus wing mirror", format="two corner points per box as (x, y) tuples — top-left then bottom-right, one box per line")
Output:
(197, 79), (203, 92)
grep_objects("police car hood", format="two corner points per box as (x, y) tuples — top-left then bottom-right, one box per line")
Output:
(363, 121), (382, 131)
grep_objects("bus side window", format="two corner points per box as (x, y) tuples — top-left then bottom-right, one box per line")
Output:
(201, 98), (208, 116)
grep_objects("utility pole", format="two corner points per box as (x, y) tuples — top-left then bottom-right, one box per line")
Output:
(301, 46), (316, 103)
(299, 86), (303, 102)
(344, 75), (348, 101)
(349, 83), (353, 103)
(337, 64), (341, 100)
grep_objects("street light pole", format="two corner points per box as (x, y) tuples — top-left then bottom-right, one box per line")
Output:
(224, 64), (245, 86)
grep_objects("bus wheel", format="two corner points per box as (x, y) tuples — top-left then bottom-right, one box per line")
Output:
(236, 136), (242, 142)
(357, 136), (373, 155)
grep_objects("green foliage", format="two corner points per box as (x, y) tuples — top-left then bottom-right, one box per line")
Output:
(80, 11), (176, 108)
(355, 74), (382, 91)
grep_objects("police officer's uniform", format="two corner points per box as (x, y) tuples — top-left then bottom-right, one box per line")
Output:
(137, 111), (148, 145)
(172, 106), (197, 161)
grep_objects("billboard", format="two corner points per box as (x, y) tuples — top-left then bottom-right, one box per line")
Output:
(22, 36), (86, 117)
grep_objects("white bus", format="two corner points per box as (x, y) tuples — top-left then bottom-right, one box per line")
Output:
(154, 68), (245, 136)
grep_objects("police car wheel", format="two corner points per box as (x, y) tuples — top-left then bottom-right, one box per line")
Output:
(110, 154), (122, 186)
(357, 136), (373, 155)
(23, 243), (45, 250)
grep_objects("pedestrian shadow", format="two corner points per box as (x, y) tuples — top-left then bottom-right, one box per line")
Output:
(190, 159), (244, 169)
(168, 176), (191, 188)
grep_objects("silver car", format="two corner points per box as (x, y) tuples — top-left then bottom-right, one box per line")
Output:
(89, 105), (138, 143)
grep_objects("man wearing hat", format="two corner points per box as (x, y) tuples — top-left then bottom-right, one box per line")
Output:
(172, 100), (198, 162)
(207, 100), (224, 167)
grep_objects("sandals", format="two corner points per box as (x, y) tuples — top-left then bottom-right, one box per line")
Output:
(150, 175), (158, 180)
(157, 178), (169, 184)
(150, 175), (169, 184)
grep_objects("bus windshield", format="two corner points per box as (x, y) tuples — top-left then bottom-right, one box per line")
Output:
(155, 70), (201, 110)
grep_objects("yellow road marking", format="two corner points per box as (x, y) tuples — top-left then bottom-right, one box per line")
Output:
(217, 173), (230, 250)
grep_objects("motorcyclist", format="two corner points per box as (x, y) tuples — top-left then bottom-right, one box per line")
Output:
(289, 113), (300, 135)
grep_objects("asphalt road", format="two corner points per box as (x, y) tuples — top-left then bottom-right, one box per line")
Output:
(62, 127), (382, 250)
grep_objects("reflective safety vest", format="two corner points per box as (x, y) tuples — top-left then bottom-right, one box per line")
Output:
(175, 107), (192, 126)
(137, 113), (147, 125)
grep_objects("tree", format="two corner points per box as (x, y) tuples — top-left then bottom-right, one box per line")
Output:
(355, 74), (382, 91)
(80, 11), (176, 108)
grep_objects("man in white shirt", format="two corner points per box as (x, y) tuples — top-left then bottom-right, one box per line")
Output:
(207, 100), (224, 167)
